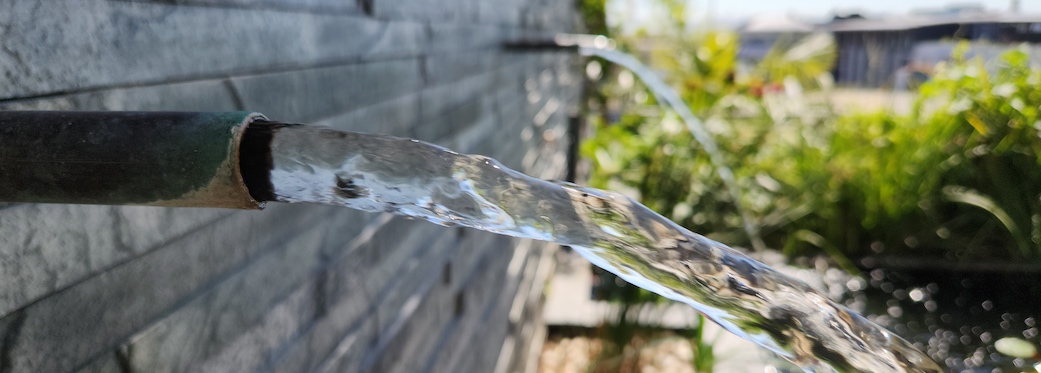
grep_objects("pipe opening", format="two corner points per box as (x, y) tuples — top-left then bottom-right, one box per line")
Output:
(239, 119), (292, 203)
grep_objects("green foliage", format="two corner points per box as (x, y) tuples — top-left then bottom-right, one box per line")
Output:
(843, 45), (1041, 259)
(679, 314), (715, 373)
(584, 36), (1041, 261)
(579, 4), (1041, 369)
(577, 0), (608, 35)
(585, 30), (838, 247)
(790, 45), (1041, 259)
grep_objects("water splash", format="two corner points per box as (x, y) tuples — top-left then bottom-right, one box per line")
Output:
(263, 123), (940, 373)
(579, 46), (767, 252)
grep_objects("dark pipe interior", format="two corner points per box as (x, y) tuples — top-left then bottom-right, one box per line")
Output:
(239, 120), (286, 203)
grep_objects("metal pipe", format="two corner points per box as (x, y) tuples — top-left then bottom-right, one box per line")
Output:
(502, 34), (615, 51)
(0, 111), (266, 209)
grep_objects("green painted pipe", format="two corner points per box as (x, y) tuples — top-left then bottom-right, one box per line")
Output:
(0, 111), (267, 209)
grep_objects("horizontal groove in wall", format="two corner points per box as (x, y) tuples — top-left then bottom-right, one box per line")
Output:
(109, 0), (367, 16)
(0, 54), (422, 107)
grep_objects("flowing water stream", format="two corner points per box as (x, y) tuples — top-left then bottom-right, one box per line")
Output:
(578, 46), (767, 252)
(257, 122), (941, 372)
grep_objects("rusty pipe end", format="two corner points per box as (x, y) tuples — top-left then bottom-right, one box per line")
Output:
(238, 119), (299, 204)
(0, 111), (269, 209)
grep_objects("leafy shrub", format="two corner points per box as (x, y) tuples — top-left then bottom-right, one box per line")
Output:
(584, 38), (1041, 261)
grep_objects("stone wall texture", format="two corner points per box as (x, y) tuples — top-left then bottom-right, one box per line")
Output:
(0, 1), (580, 372)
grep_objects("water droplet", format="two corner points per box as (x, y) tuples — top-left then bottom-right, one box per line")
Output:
(846, 278), (865, 292)
(892, 289), (907, 300)
(909, 288), (925, 302)
(996, 337), (1037, 359)
(1025, 328), (1039, 339)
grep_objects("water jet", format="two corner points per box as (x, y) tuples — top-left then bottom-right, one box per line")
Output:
(509, 35), (766, 252)
(0, 110), (940, 372)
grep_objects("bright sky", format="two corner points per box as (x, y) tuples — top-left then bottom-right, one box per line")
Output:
(608, 0), (1041, 31)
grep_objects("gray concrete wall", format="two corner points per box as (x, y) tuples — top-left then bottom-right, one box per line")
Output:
(0, 1), (579, 372)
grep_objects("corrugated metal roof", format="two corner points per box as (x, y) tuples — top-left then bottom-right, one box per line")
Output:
(827, 13), (1041, 32)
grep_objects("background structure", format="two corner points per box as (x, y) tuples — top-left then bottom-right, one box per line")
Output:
(0, 1), (580, 372)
